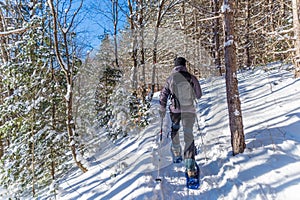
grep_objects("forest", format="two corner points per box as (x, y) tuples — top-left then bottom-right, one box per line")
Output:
(0, 0), (300, 198)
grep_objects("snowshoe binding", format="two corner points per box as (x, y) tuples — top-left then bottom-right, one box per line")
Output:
(170, 145), (182, 163)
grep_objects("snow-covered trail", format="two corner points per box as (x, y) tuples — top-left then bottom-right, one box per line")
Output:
(57, 120), (161, 200)
(195, 67), (300, 200)
(55, 66), (300, 200)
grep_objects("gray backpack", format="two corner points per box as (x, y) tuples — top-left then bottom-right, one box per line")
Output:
(171, 71), (195, 108)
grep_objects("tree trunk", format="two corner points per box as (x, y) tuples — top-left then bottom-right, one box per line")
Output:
(213, 0), (222, 75)
(223, 0), (246, 156)
(150, 0), (165, 99)
(31, 114), (36, 197)
(50, 58), (56, 181)
(48, 0), (87, 173)
(138, 0), (147, 102)
(0, 139), (3, 159)
(0, 9), (9, 64)
(112, 0), (119, 68)
(0, 14), (7, 156)
(66, 81), (87, 173)
(128, 0), (138, 92)
(0, 10), (5, 158)
(292, 0), (300, 77)
(182, 1), (187, 56)
(244, 0), (251, 69)
(151, 26), (159, 99)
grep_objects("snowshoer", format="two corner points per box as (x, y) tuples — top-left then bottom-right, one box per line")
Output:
(159, 57), (202, 178)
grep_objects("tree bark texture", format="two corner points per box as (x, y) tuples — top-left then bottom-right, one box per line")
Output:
(0, 9), (9, 63)
(112, 0), (119, 68)
(0, 8), (8, 159)
(244, 0), (251, 69)
(128, 0), (138, 92)
(0, 141), (3, 158)
(223, 0), (246, 155)
(137, 0), (147, 102)
(150, 0), (165, 99)
(212, 0), (222, 75)
(292, 0), (300, 77)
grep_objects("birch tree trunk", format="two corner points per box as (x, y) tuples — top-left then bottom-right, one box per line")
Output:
(128, 0), (138, 92)
(292, 0), (300, 77)
(222, 0), (246, 156)
(48, 0), (87, 173)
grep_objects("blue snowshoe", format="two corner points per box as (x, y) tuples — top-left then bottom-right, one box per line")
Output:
(185, 160), (200, 189)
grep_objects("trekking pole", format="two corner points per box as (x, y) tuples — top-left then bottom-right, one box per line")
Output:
(155, 117), (163, 183)
(195, 101), (208, 161)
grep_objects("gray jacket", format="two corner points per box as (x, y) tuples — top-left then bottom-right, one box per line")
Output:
(159, 65), (202, 113)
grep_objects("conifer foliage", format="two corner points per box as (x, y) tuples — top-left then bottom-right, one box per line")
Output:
(96, 66), (122, 127)
(0, 1), (71, 197)
(0, 0), (85, 197)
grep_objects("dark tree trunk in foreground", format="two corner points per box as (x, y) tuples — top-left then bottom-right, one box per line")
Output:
(223, 0), (246, 155)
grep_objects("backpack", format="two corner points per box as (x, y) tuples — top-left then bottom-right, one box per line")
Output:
(171, 71), (195, 108)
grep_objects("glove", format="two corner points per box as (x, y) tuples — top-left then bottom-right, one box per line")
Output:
(159, 108), (166, 119)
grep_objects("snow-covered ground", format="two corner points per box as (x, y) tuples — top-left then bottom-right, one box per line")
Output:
(2, 65), (300, 199)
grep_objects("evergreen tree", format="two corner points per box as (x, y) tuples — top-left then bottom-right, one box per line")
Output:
(0, 0), (80, 197)
(96, 65), (122, 127)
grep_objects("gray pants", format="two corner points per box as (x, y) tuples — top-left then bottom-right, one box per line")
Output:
(170, 112), (195, 160)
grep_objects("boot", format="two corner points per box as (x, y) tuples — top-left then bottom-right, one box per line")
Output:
(171, 145), (181, 157)
(185, 158), (197, 178)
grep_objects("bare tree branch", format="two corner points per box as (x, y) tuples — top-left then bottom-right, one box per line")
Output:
(0, 27), (29, 37)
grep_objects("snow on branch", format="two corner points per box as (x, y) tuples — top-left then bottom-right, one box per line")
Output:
(0, 27), (29, 37)
(224, 39), (234, 47)
(221, 1), (231, 13)
(266, 28), (294, 36)
(198, 15), (222, 22)
(271, 48), (296, 54)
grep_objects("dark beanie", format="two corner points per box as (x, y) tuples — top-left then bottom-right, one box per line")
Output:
(174, 57), (186, 66)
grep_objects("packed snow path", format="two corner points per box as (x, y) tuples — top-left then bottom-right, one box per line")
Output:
(55, 66), (300, 200)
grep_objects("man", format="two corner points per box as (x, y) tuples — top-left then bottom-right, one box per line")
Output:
(159, 57), (202, 177)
